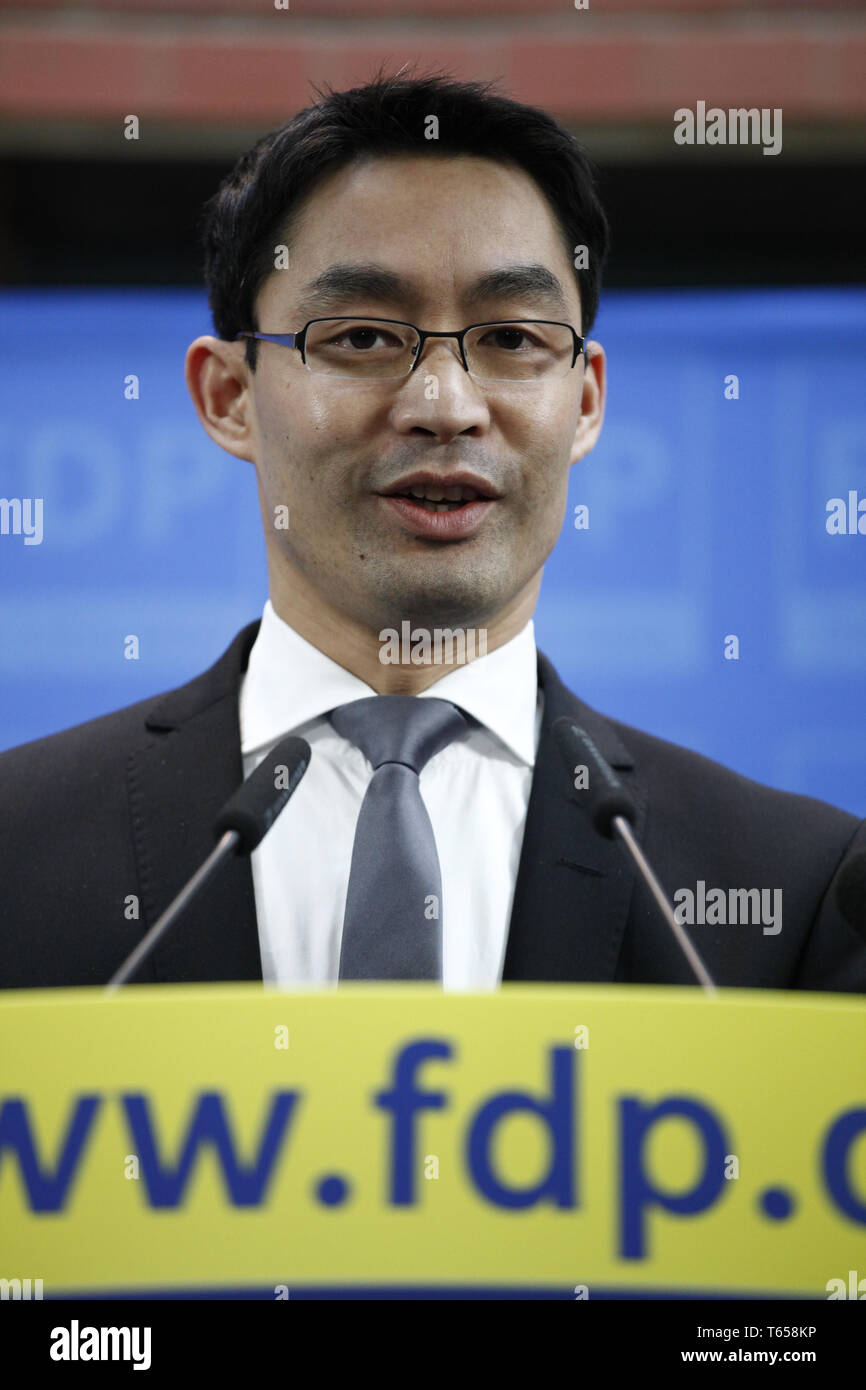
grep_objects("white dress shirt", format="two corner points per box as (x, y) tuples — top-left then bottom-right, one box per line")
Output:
(238, 600), (543, 990)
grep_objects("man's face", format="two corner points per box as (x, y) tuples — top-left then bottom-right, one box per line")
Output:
(232, 154), (604, 633)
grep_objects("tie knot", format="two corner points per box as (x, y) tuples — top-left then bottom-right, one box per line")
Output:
(329, 695), (467, 773)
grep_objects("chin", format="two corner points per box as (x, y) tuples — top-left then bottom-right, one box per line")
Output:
(340, 541), (525, 631)
(372, 575), (488, 622)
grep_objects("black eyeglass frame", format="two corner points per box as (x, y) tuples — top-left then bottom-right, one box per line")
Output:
(234, 317), (585, 377)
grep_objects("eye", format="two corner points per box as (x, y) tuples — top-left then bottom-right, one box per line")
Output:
(342, 328), (382, 350)
(326, 325), (405, 351)
(481, 325), (543, 351)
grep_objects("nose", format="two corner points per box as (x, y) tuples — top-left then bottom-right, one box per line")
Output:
(389, 337), (491, 441)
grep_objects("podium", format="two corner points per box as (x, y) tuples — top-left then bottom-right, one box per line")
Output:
(1, 984), (863, 1299)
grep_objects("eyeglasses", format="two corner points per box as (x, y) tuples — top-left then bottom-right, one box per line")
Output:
(234, 317), (584, 382)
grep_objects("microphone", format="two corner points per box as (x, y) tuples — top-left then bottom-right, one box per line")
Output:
(552, 717), (716, 994)
(834, 848), (866, 943)
(106, 735), (311, 992)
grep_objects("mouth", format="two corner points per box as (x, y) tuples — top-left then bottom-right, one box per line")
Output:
(377, 472), (501, 511)
(375, 473), (500, 540)
(385, 485), (479, 513)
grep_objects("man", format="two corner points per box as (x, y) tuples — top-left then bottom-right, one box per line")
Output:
(1, 74), (863, 991)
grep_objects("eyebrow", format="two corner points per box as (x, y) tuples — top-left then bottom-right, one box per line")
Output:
(293, 261), (572, 321)
(466, 265), (571, 318)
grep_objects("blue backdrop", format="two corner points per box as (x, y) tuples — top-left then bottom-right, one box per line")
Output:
(1, 287), (864, 815)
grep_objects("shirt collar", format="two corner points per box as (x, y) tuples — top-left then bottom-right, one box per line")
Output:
(239, 599), (538, 767)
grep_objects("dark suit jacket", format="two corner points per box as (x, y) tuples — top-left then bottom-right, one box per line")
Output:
(1, 620), (864, 992)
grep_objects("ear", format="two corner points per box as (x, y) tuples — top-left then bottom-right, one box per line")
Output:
(569, 341), (606, 466)
(185, 335), (256, 463)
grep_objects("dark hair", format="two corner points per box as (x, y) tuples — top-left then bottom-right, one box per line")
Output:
(201, 70), (609, 369)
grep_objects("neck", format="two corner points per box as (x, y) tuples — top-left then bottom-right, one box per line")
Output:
(268, 566), (539, 694)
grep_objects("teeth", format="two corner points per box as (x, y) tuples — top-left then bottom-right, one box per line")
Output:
(404, 484), (480, 502)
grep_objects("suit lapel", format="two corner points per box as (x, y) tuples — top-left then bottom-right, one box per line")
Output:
(127, 621), (264, 984)
(502, 652), (646, 983)
(126, 626), (643, 987)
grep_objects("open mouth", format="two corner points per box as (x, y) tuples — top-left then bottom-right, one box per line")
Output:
(386, 485), (481, 513)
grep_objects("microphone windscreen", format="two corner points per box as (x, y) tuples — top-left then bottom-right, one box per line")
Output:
(214, 735), (311, 853)
(552, 716), (637, 839)
(835, 849), (866, 944)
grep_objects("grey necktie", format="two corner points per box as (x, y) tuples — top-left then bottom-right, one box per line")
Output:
(329, 696), (468, 980)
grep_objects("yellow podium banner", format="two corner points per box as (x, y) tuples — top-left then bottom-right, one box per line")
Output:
(0, 984), (864, 1298)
